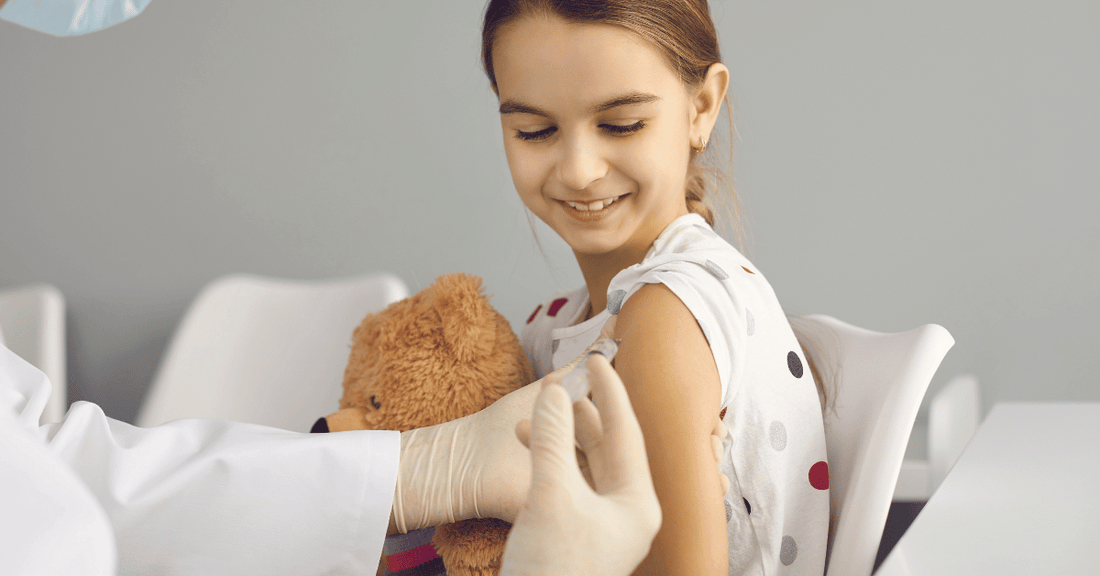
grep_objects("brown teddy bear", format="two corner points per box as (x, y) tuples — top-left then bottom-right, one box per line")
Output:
(313, 272), (533, 576)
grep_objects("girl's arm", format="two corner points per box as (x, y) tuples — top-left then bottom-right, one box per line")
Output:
(614, 283), (728, 576)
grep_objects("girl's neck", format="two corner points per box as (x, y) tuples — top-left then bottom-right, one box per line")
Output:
(574, 209), (690, 319)
(574, 241), (652, 319)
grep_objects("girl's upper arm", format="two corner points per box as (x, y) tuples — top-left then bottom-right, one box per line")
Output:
(613, 282), (728, 576)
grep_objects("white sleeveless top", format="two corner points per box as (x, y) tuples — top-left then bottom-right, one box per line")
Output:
(521, 213), (829, 575)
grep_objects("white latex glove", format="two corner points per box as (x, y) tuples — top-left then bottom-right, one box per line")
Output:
(501, 353), (662, 576)
(389, 321), (616, 534)
(390, 380), (537, 533)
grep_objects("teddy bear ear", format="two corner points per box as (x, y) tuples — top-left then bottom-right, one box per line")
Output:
(430, 273), (496, 362)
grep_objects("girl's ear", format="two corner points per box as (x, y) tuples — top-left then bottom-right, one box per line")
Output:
(690, 63), (730, 145)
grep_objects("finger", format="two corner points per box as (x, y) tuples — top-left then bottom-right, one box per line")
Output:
(712, 433), (723, 463)
(712, 419), (728, 441)
(574, 396), (619, 491)
(527, 382), (584, 489)
(575, 447), (596, 489)
(572, 396), (603, 453)
(515, 419), (532, 449)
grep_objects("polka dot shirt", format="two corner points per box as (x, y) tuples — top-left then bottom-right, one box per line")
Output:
(521, 214), (829, 575)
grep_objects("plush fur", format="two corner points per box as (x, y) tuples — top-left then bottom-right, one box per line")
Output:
(322, 273), (533, 576)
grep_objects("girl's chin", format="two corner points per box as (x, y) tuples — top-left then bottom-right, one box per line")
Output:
(561, 230), (640, 259)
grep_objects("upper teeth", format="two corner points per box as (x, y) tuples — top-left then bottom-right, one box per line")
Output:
(566, 195), (622, 211)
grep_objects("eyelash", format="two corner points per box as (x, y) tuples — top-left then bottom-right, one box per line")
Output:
(514, 120), (646, 142)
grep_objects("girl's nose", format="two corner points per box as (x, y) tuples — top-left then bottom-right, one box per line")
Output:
(556, 135), (608, 192)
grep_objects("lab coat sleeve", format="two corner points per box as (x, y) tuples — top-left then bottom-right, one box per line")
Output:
(0, 392), (118, 576)
(1, 344), (399, 576)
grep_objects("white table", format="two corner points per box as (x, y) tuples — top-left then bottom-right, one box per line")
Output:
(876, 403), (1100, 575)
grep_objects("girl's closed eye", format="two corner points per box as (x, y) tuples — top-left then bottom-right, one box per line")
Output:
(515, 126), (557, 141)
(601, 120), (646, 135)
(514, 120), (645, 142)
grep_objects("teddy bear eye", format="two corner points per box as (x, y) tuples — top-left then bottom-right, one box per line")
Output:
(369, 395), (382, 410)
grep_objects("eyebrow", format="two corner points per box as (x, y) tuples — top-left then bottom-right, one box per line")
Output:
(498, 91), (661, 116)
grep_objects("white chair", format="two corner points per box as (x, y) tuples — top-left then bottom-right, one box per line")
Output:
(0, 283), (67, 424)
(791, 315), (954, 576)
(136, 273), (408, 432)
(894, 374), (983, 501)
(928, 374), (981, 490)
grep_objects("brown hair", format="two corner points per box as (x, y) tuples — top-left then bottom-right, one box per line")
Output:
(480, 0), (739, 234)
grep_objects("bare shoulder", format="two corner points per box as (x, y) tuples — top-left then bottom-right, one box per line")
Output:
(612, 286), (729, 574)
(612, 283), (722, 429)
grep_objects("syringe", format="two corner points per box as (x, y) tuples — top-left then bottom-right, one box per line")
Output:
(560, 338), (619, 403)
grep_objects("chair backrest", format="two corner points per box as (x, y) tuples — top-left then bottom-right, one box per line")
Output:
(136, 273), (408, 432)
(0, 283), (67, 424)
(928, 373), (981, 490)
(793, 314), (954, 576)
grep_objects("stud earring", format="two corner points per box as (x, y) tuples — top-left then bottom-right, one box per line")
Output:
(693, 136), (708, 154)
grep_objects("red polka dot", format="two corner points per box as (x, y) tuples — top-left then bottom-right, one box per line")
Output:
(809, 461), (829, 490)
(547, 298), (569, 317)
(719, 407), (727, 419)
(526, 304), (543, 324)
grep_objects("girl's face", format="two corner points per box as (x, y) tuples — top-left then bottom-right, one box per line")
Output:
(492, 15), (697, 258)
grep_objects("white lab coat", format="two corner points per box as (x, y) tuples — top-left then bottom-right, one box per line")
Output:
(0, 343), (399, 575)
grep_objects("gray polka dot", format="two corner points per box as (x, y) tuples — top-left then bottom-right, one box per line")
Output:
(746, 309), (756, 336)
(607, 290), (627, 315)
(780, 535), (798, 566)
(551, 339), (560, 354)
(704, 260), (730, 280)
(725, 499), (733, 523)
(693, 224), (720, 240)
(769, 421), (787, 451)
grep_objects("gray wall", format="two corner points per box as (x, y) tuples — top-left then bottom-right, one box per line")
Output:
(2, 0), (1097, 424)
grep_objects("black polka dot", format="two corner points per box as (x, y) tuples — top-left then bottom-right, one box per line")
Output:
(743, 497), (752, 515)
(787, 351), (803, 378)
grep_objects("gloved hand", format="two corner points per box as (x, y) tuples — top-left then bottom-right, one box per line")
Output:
(389, 324), (611, 534)
(389, 378), (536, 533)
(500, 353), (662, 576)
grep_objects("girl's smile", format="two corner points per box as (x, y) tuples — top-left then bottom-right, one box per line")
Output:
(559, 193), (629, 222)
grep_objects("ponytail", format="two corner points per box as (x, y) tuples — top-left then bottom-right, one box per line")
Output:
(685, 160), (715, 226)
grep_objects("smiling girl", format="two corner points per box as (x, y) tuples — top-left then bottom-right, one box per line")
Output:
(484, 1), (830, 575)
